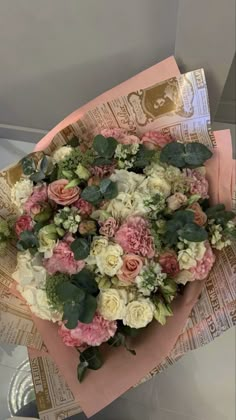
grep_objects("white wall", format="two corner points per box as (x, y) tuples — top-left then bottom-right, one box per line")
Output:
(0, 0), (178, 131)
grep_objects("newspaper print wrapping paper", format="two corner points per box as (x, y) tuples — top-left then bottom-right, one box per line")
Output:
(0, 57), (235, 418)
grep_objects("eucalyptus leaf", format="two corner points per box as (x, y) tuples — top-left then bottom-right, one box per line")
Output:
(172, 210), (195, 224)
(133, 145), (155, 168)
(99, 179), (118, 199)
(70, 238), (90, 260)
(78, 294), (97, 324)
(77, 361), (88, 383)
(180, 223), (208, 242)
(93, 135), (117, 158)
(160, 142), (186, 167)
(108, 333), (125, 347)
(118, 325), (142, 337)
(56, 282), (85, 303)
(17, 230), (38, 251)
(80, 347), (103, 370)
(62, 170), (74, 180)
(30, 171), (46, 182)
(205, 204), (225, 217)
(81, 185), (102, 204)
(68, 136), (80, 147)
(72, 269), (98, 295)
(93, 157), (113, 166)
(40, 155), (48, 173)
(184, 143), (212, 166)
(21, 157), (36, 175)
(63, 302), (80, 329)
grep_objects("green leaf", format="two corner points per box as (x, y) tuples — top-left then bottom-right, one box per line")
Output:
(205, 204), (225, 217)
(17, 230), (38, 251)
(214, 211), (235, 224)
(62, 302), (80, 329)
(180, 223), (208, 242)
(70, 238), (90, 260)
(81, 185), (102, 204)
(77, 361), (88, 383)
(133, 145), (155, 168)
(108, 333), (125, 347)
(93, 135), (117, 158)
(118, 324), (142, 337)
(93, 157), (113, 166)
(30, 171), (46, 182)
(72, 269), (98, 295)
(173, 210), (195, 224)
(80, 347), (103, 370)
(68, 136), (80, 147)
(56, 282), (85, 303)
(62, 169), (74, 180)
(184, 143), (212, 167)
(78, 294), (97, 324)
(40, 155), (48, 173)
(99, 179), (118, 199)
(21, 157), (36, 175)
(34, 206), (52, 223)
(160, 142), (186, 168)
(64, 178), (80, 189)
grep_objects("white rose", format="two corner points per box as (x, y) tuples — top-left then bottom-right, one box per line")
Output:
(178, 241), (206, 270)
(90, 236), (108, 256)
(123, 299), (154, 328)
(52, 146), (73, 163)
(138, 176), (171, 197)
(11, 179), (33, 212)
(167, 193), (187, 211)
(96, 244), (123, 276)
(19, 286), (62, 322)
(106, 192), (133, 220)
(144, 162), (165, 177)
(98, 288), (127, 321)
(175, 270), (194, 285)
(110, 170), (145, 193)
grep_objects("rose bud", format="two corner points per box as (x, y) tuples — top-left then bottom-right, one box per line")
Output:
(79, 220), (97, 235)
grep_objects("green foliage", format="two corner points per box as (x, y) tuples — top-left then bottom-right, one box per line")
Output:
(108, 332), (136, 355)
(160, 142), (212, 168)
(67, 136), (80, 147)
(77, 294), (97, 324)
(93, 157), (113, 166)
(56, 282), (85, 303)
(164, 210), (207, 244)
(77, 347), (103, 382)
(99, 179), (118, 199)
(17, 230), (38, 251)
(179, 223), (208, 242)
(93, 135), (117, 159)
(206, 204), (235, 226)
(63, 302), (81, 329)
(81, 185), (102, 204)
(46, 273), (69, 310)
(133, 145), (155, 168)
(57, 148), (95, 178)
(72, 269), (99, 295)
(70, 238), (90, 260)
(21, 156), (36, 176)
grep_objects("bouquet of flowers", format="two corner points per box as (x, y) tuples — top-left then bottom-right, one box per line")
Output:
(4, 127), (235, 382)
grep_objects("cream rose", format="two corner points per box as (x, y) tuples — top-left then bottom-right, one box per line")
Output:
(110, 170), (145, 193)
(96, 244), (123, 276)
(90, 236), (108, 256)
(175, 270), (195, 285)
(52, 146), (73, 163)
(11, 178), (33, 212)
(144, 162), (166, 177)
(97, 288), (127, 321)
(167, 193), (188, 211)
(123, 299), (154, 328)
(178, 241), (206, 270)
(138, 176), (171, 198)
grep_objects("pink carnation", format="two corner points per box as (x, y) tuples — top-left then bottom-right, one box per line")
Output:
(141, 131), (173, 150)
(43, 239), (85, 275)
(74, 198), (94, 216)
(190, 242), (215, 280)
(15, 215), (33, 237)
(24, 184), (48, 215)
(58, 314), (117, 347)
(99, 217), (119, 237)
(90, 163), (115, 179)
(101, 128), (140, 145)
(115, 216), (155, 258)
(185, 169), (209, 199)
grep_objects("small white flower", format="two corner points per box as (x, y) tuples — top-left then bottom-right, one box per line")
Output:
(11, 178), (33, 212)
(97, 288), (127, 321)
(123, 299), (154, 328)
(52, 146), (73, 163)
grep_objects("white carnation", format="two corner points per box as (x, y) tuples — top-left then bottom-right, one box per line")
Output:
(11, 178), (33, 212)
(52, 146), (73, 163)
(123, 299), (154, 328)
(19, 286), (62, 322)
(97, 288), (127, 321)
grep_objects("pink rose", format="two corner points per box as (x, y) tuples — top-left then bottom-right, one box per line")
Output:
(167, 193), (188, 211)
(24, 184), (48, 215)
(141, 131), (173, 150)
(190, 242), (215, 280)
(74, 198), (94, 216)
(43, 239), (85, 275)
(58, 313), (117, 347)
(48, 179), (80, 205)
(117, 254), (143, 283)
(115, 216), (155, 258)
(99, 217), (119, 238)
(101, 128), (140, 145)
(15, 215), (33, 237)
(188, 202), (207, 226)
(159, 250), (180, 277)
